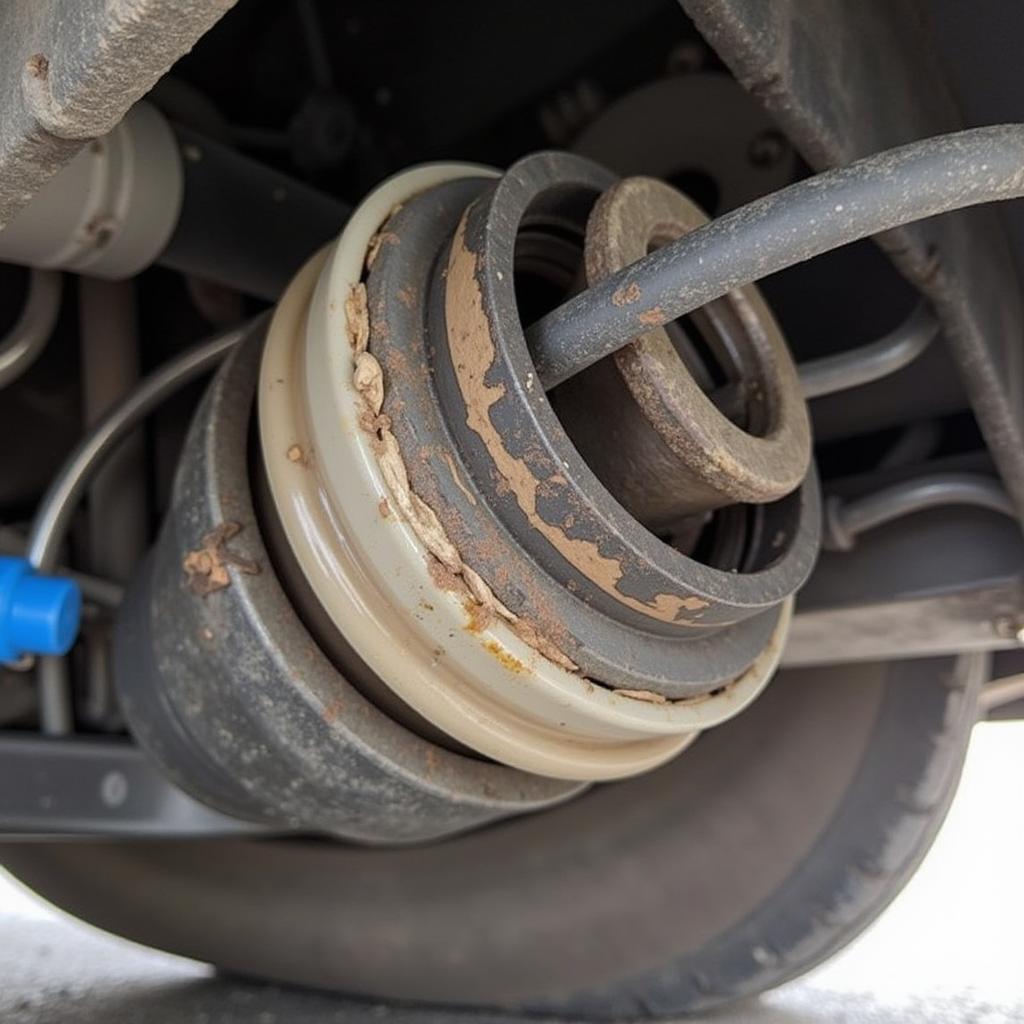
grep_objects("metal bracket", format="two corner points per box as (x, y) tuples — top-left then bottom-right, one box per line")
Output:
(0, 733), (267, 837)
(0, 0), (236, 228)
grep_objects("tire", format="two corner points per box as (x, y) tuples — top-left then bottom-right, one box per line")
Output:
(0, 654), (984, 1017)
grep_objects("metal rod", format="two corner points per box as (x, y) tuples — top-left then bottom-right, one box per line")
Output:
(37, 658), (73, 736)
(0, 269), (62, 389)
(26, 320), (255, 574)
(79, 277), (145, 729)
(978, 673), (1024, 712)
(528, 125), (1024, 388)
(798, 303), (938, 399)
(162, 126), (350, 301)
(824, 473), (1016, 551)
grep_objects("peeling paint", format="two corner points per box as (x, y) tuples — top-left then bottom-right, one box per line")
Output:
(444, 213), (714, 626)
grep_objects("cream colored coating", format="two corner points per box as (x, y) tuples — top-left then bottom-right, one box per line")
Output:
(258, 165), (792, 781)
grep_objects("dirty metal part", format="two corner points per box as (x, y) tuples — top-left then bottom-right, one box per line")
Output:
(798, 303), (938, 400)
(552, 175), (810, 529)
(254, 160), (799, 784)
(369, 172), (782, 709)
(785, 507), (1024, 666)
(527, 126), (1024, 396)
(0, 102), (183, 279)
(681, 0), (1024, 522)
(0, 98), (350, 300)
(115, 327), (579, 842)
(0, 733), (269, 837)
(260, 163), (754, 781)
(573, 72), (796, 214)
(426, 152), (817, 674)
(0, 269), (61, 389)
(823, 473), (1015, 552)
(0, 0), (235, 229)
(160, 124), (352, 301)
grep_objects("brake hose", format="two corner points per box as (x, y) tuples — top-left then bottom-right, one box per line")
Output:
(527, 125), (1024, 388)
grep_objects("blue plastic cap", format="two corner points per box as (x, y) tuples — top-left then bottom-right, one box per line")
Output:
(0, 556), (82, 663)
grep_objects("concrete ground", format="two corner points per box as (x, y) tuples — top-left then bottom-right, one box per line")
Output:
(2, 721), (1022, 1024)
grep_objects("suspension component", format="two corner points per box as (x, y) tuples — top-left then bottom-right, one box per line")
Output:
(115, 316), (580, 843)
(553, 175), (810, 527)
(114, 154), (817, 837)
(0, 102), (349, 300)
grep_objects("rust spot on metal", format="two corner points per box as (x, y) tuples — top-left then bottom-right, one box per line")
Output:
(612, 281), (642, 306)
(463, 596), (494, 634)
(378, 497), (391, 518)
(484, 639), (528, 674)
(426, 553), (465, 595)
(183, 522), (260, 597)
(362, 225), (583, 673)
(322, 697), (345, 723)
(25, 54), (49, 80)
(444, 213), (713, 625)
(638, 306), (664, 326)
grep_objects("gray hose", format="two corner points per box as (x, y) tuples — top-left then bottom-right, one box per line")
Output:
(798, 303), (938, 399)
(0, 270), (62, 388)
(824, 473), (1017, 551)
(528, 125), (1024, 388)
(27, 319), (255, 573)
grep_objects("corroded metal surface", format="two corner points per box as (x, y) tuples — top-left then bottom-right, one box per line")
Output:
(370, 154), (818, 698)
(114, 330), (577, 843)
(555, 175), (809, 527)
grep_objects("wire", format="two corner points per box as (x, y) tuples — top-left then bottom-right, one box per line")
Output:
(0, 270), (62, 389)
(527, 125), (1024, 388)
(824, 473), (1016, 551)
(798, 303), (938, 399)
(26, 320), (256, 574)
